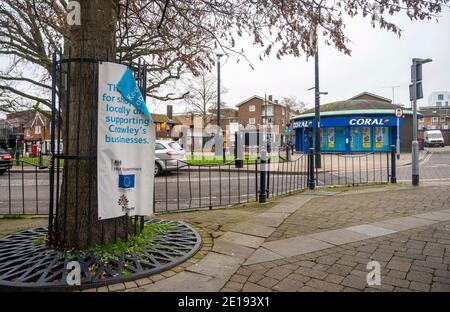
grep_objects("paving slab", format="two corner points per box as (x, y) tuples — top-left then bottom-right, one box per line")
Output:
(267, 195), (314, 213)
(231, 222), (276, 238)
(250, 212), (289, 227)
(216, 232), (265, 249)
(187, 252), (242, 279)
(413, 211), (450, 222)
(212, 240), (255, 260)
(370, 221), (412, 232)
(244, 247), (284, 265)
(143, 271), (226, 292)
(382, 216), (438, 229)
(308, 229), (371, 245)
(262, 236), (333, 258)
(346, 224), (397, 237)
(267, 202), (301, 214)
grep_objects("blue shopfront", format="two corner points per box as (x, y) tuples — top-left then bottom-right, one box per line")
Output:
(293, 115), (403, 154)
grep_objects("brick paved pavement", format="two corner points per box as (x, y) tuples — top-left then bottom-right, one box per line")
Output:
(269, 185), (450, 241)
(225, 221), (450, 292)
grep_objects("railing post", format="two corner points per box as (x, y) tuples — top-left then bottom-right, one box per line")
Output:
(235, 132), (243, 168)
(308, 148), (315, 190)
(390, 145), (397, 183)
(259, 150), (267, 203)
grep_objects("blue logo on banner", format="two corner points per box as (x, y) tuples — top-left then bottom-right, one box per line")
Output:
(119, 174), (135, 189)
(117, 67), (152, 121)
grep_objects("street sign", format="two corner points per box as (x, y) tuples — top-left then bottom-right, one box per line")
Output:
(409, 82), (423, 101)
(395, 107), (403, 118)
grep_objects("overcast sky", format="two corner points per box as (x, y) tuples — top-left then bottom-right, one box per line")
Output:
(170, 8), (450, 114)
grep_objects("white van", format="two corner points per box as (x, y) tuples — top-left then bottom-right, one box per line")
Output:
(424, 130), (445, 147)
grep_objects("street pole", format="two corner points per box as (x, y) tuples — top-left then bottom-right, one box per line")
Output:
(396, 116), (400, 159)
(411, 58), (432, 186)
(387, 85), (401, 159)
(216, 53), (223, 159)
(412, 82), (419, 186)
(314, 49), (321, 168)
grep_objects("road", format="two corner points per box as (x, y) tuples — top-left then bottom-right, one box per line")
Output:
(1, 148), (449, 215)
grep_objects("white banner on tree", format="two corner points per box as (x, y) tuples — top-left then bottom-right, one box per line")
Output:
(97, 62), (155, 220)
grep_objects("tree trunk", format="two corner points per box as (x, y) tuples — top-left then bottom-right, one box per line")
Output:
(54, 0), (129, 249)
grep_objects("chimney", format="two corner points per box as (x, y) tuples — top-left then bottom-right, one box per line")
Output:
(268, 95), (273, 102)
(167, 105), (173, 120)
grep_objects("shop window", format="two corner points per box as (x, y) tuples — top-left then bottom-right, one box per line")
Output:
(362, 128), (371, 149)
(375, 127), (388, 149)
(327, 128), (335, 149)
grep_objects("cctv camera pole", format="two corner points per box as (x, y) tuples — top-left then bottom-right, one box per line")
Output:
(410, 58), (432, 186)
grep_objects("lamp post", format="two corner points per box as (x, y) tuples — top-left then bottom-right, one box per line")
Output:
(410, 58), (432, 186)
(216, 53), (224, 159)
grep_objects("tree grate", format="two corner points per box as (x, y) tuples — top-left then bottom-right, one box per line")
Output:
(0, 219), (201, 291)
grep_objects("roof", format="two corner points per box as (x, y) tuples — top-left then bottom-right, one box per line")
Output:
(419, 107), (450, 117)
(151, 114), (181, 125)
(348, 92), (392, 103)
(235, 95), (285, 108)
(291, 99), (414, 120)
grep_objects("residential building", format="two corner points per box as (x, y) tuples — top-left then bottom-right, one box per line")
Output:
(426, 91), (450, 108)
(236, 95), (297, 144)
(236, 95), (288, 128)
(0, 110), (36, 152)
(23, 111), (53, 154)
(418, 107), (450, 131)
(152, 106), (182, 139)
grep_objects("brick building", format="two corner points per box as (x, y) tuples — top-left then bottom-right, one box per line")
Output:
(0, 110), (36, 152)
(418, 106), (450, 145)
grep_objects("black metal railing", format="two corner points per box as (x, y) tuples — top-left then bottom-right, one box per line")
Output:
(0, 160), (48, 215)
(1, 148), (397, 216)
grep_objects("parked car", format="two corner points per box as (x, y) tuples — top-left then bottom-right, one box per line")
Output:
(154, 140), (187, 176)
(0, 148), (13, 175)
(424, 130), (445, 147)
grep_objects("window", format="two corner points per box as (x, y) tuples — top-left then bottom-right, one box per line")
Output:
(26, 129), (30, 137)
(156, 123), (161, 131)
(432, 117), (439, 123)
(248, 117), (256, 125)
(436, 102), (442, 107)
(169, 142), (183, 151)
(438, 94), (444, 101)
(440, 117), (446, 122)
(35, 126), (41, 134)
(446, 102), (449, 106)
(264, 106), (273, 116)
(249, 105), (255, 112)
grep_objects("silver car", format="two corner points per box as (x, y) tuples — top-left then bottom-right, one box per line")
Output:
(155, 140), (187, 176)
